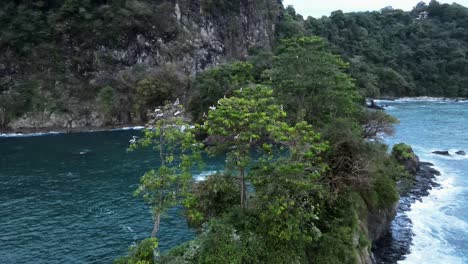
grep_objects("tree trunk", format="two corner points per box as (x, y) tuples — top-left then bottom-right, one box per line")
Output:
(151, 213), (161, 238)
(240, 167), (246, 210)
(160, 132), (165, 166)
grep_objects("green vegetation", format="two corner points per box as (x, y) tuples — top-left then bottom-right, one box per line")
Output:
(115, 238), (159, 264)
(0, 0), (279, 129)
(301, 0), (468, 97)
(117, 35), (404, 263)
(268, 37), (360, 124)
(392, 143), (416, 159)
(2, 1), (431, 262)
(129, 102), (202, 241)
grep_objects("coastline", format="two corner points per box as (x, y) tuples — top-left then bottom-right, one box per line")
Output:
(373, 161), (441, 263)
(0, 124), (145, 137)
(374, 96), (468, 103)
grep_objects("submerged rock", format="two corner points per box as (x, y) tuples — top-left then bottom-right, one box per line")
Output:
(432, 150), (450, 156)
(456, 150), (466, 155)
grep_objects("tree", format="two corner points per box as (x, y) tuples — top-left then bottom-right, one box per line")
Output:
(251, 121), (328, 252)
(114, 238), (158, 264)
(268, 37), (360, 125)
(130, 101), (202, 238)
(189, 62), (255, 122)
(360, 109), (399, 140)
(134, 64), (187, 121)
(203, 85), (287, 209)
(97, 86), (116, 125)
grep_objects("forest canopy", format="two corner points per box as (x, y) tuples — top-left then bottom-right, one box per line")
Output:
(301, 0), (468, 98)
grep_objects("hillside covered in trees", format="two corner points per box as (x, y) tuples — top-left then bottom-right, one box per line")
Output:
(1, 1), (458, 264)
(0, 0), (280, 130)
(1, 0), (468, 131)
(300, 0), (468, 98)
(116, 36), (408, 264)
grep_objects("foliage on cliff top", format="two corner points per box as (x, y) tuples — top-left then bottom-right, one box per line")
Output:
(392, 143), (416, 159)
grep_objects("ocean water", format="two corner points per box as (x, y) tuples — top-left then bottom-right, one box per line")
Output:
(382, 100), (468, 263)
(0, 130), (212, 263)
(1, 100), (467, 263)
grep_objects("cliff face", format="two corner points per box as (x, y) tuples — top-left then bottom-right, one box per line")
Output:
(0, 0), (280, 131)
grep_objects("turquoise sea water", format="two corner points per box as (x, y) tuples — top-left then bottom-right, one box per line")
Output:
(0, 130), (201, 263)
(382, 100), (468, 263)
(1, 100), (467, 263)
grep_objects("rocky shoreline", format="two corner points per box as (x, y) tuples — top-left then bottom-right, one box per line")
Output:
(372, 158), (441, 263)
(0, 124), (144, 136)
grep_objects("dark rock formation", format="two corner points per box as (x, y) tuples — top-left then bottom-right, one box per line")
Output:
(392, 143), (420, 175)
(367, 99), (385, 110)
(373, 149), (441, 263)
(367, 203), (398, 243)
(0, 0), (281, 131)
(456, 150), (466, 155)
(432, 150), (450, 156)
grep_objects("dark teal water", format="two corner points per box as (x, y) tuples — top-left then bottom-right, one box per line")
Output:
(0, 130), (200, 263)
(2, 100), (467, 264)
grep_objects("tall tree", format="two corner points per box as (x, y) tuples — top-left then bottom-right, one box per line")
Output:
(130, 101), (202, 238)
(203, 85), (287, 209)
(268, 37), (360, 125)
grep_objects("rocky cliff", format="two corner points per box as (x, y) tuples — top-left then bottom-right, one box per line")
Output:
(0, 0), (281, 131)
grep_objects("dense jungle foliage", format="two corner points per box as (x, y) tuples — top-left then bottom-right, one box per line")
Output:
(302, 1), (468, 97)
(2, 0), (468, 130)
(115, 35), (405, 263)
(1, 1), (452, 263)
(0, 0), (279, 128)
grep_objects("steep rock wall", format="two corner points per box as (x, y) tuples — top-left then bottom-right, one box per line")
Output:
(0, 0), (281, 131)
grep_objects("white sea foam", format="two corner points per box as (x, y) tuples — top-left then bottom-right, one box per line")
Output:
(383, 105), (397, 110)
(0, 126), (145, 138)
(112, 126), (145, 131)
(194, 170), (219, 182)
(376, 97), (468, 104)
(399, 163), (467, 264)
(0, 131), (64, 138)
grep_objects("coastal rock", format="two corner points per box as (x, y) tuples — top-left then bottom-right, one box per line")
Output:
(367, 203), (398, 242)
(432, 150), (450, 156)
(373, 152), (441, 263)
(392, 143), (420, 175)
(367, 99), (385, 110)
(456, 150), (465, 155)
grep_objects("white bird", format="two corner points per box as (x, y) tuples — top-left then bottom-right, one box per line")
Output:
(209, 105), (216, 111)
(154, 108), (162, 113)
(156, 113), (164, 118)
(280, 104), (284, 111)
(202, 112), (207, 118)
(173, 98), (180, 106)
(240, 87), (243, 92)
(129, 136), (138, 144)
(174, 110), (181, 116)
